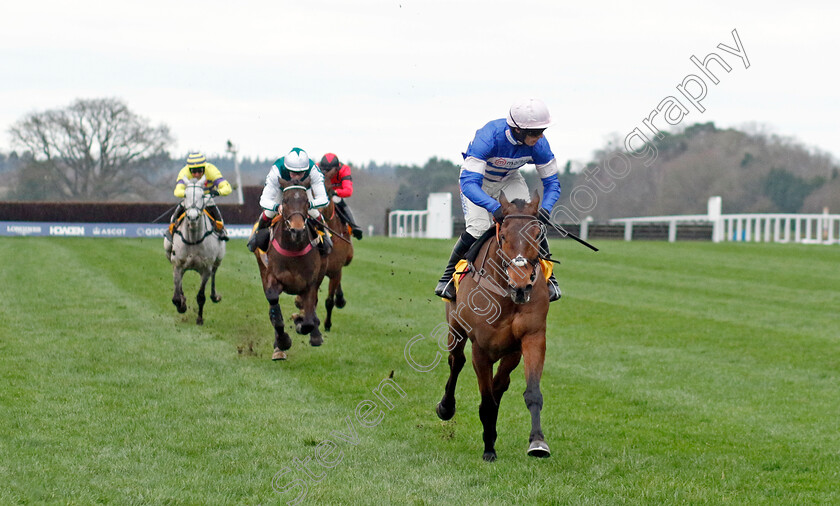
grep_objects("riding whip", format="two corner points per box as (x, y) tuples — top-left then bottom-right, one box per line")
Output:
(308, 218), (353, 245)
(152, 204), (179, 224)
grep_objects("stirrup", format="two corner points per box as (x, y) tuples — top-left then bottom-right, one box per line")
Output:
(434, 278), (455, 300)
(547, 277), (561, 302)
(216, 228), (229, 241)
(319, 235), (333, 255)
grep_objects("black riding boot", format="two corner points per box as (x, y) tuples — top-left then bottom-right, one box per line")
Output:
(319, 230), (333, 256)
(247, 213), (272, 252)
(434, 232), (477, 300)
(336, 199), (363, 240)
(166, 203), (185, 241)
(540, 236), (561, 302)
(207, 205), (229, 241)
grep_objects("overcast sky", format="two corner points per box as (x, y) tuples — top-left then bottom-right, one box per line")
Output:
(2, 1), (838, 169)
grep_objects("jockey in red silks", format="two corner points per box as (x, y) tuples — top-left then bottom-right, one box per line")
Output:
(318, 153), (363, 240)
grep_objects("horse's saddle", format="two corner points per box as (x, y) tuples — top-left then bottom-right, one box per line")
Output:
(465, 227), (496, 263)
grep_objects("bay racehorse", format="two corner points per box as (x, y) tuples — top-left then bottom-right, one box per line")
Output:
(255, 177), (328, 360)
(318, 169), (354, 331)
(165, 175), (225, 325)
(436, 192), (551, 461)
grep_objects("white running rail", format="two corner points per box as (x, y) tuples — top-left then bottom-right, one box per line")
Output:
(610, 211), (839, 244)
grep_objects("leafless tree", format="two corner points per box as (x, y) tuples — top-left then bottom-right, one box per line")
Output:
(9, 98), (173, 201)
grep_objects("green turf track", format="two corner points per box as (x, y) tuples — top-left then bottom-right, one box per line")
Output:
(0, 237), (838, 504)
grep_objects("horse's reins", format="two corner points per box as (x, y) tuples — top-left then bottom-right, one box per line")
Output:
(152, 204), (179, 224)
(495, 214), (552, 266)
(271, 185), (318, 256)
(462, 214), (549, 297)
(175, 185), (215, 245)
(470, 236), (512, 298)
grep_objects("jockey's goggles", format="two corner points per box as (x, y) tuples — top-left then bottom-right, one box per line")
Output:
(189, 165), (205, 173)
(522, 128), (546, 138)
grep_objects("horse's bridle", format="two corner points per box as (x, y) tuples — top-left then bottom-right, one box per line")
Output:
(495, 214), (544, 287)
(183, 184), (207, 221)
(281, 185), (310, 230)
(176, 183), (215, 245)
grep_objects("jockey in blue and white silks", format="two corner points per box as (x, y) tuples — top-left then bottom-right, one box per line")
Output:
(460, 118), (561, 236)
(435, 98), (562, 302)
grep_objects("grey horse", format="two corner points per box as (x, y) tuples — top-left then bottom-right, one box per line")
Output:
(163, 176), (225, 325)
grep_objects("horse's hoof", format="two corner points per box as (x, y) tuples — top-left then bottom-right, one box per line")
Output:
(196, 317), (203, 326)
(335, 297), (346, 309)
(482, 451), (497, 462)
(272, 349), (287, 361)
(211, 294), (221, 303)
(297, 322), (314, 335)
(277, 333), (292, 351)
(309, 334), (323, 347)
(324, 322), (332, 332)
(527, 440), (551, 458)
(435, 402), (455, 421)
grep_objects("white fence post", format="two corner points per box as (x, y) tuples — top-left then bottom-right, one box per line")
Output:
(708, 196), (723, 243)
(425, 193), (452, 239)
(580, 219), (589, 241)
(387, 193), (452, 239)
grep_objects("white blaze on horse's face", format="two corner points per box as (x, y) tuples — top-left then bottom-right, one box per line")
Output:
(185, 185), (202, 218)
(497, 209), (544, 304)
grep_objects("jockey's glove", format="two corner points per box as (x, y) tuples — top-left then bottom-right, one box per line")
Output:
(331, 195), (342, 203)
(208, 189), (220, 197)
(492, 206), (505, 224)
(308, 208), (321, 219)
(538, 207), (552, 225)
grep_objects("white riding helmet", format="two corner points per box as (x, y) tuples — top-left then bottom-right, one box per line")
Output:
(506, 98), (552, 129)
(283, 147), (313, 172)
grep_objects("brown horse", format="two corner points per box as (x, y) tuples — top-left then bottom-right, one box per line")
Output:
(436, 192), (551, 461)
(318, 171), (354, 331)
(255, 177), (328, 360)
